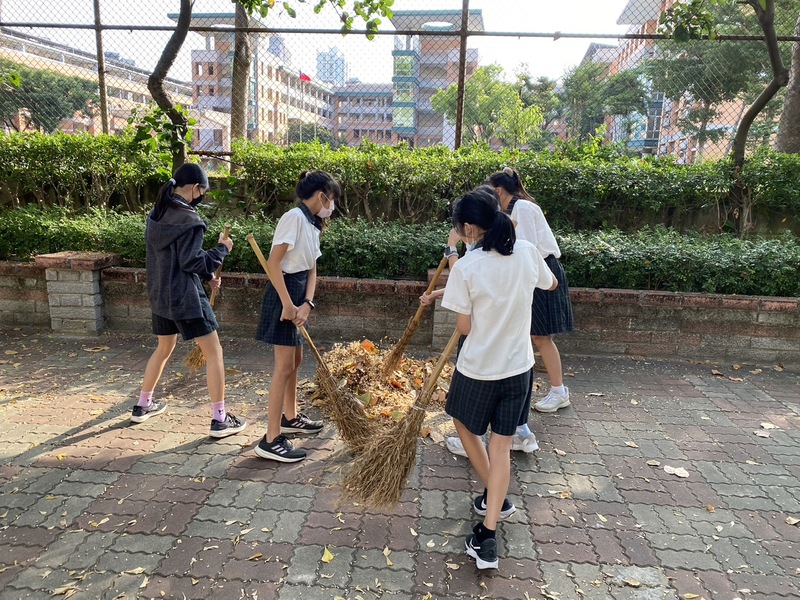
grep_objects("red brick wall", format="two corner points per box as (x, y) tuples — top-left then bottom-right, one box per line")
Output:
(0, 262), (50, 327)
(2, 261), (798, 368)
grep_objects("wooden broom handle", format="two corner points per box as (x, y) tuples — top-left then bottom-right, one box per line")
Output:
(245, 233), (332, 373)
(418, 328), (461, 402)
(209, 223), (230, 307)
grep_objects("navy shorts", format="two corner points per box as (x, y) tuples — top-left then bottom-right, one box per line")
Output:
(532, 255), (574, 336)
(256, 271), (308, 347)
(446, 367), (533, 436)
(151, 294), (218, 342)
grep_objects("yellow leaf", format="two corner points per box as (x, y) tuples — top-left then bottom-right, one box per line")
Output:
(786, 516), (800, 526)
(683, 595), (701, 599)
(409, 527), (418, 537)
(705, 505), (715, 512)
(554, 448), (567, 456)
(749, 369), (762, 375)
(247, 553), (263, 561)
(321, 547), (334, 563)
(728, 376), (744, 382)
(4, 350), (17, 355)
(445, 562), (460, 570)
(623, 579), (641, 588)
(625, 441), (639, 448)
(383, 546), (391, 557)
(711, 369), (723, 376)
(126, 567), (146, 575)
(56, 454), (65, 461)
(596, 513), (608, 523)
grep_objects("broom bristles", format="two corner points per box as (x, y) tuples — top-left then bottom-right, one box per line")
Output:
(315, 365), (374, 453)
(184, 343), (205, 371)
(381, 315), (420, 376)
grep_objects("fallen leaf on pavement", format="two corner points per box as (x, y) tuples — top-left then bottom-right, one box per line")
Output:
(321, 547), (334, 563)
(664, 465), (690, 478)
(753, 430), (770, 438)
(761, 422), (777, 430)
(625, 441), (639, 448)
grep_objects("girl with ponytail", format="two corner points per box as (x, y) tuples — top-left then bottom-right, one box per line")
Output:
(439, 185), (557, 570)
(487, 167), (574, 416)
(133, 163), (247, 440)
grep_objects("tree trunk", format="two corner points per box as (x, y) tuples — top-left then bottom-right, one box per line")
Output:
(230, 3), (252, 175)
(148, 0), (192, 172)
(729, 0), (788, 236)
(775, 11), (800, 153)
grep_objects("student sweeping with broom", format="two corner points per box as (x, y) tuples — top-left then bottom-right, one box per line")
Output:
(254, 170), (341, 463)
(132, 163), (247, 439)
(440, 185), (556, 570)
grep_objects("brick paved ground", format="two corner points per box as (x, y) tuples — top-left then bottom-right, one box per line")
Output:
(0, 326), (799, 599)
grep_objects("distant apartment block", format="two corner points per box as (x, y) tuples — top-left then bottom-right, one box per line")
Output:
(317, 47), (348, 87)
(388, 9), (482, 148)
(332, 82), (396, 146)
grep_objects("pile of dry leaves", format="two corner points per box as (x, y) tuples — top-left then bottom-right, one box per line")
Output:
(308, 340), (454, 422)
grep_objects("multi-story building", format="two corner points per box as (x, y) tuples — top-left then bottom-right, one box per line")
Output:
(317, 47), (348, 87)
(331, 82), (396, 146)
(175, 13), (334, 149)
(387, 9), (483, 148)
(0, 27), (194, 135)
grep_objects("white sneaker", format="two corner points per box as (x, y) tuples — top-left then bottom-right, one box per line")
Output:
(511, 429), (539, 453)
(534, 388), (570, 413)
(445, 436), (468, 457)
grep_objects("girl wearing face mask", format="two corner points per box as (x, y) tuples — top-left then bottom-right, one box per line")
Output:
(440, 186), (557, 570)
(254, 170), (341, 462)
(133, 163), (248, 440)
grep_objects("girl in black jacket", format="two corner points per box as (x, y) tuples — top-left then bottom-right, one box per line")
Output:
(131, 163), (246, 439)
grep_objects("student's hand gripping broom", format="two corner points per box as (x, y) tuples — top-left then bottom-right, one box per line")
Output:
(185, 223), (230, 372)
(245, 233), (374, 453)
(344, 327), (461, 508)
(381, 256), (449, 378)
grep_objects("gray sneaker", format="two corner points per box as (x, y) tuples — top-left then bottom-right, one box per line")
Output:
(130, 400), (167, 424)
(534, 388), (570, 413)
(445, 436), (468, 457)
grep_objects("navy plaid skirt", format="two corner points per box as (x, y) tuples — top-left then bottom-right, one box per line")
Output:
(532, 255), (574, 336)
(256, 271), (308, 347)
(446, 367), (533, 436)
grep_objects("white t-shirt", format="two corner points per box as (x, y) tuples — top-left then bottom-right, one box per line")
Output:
(441, 239), (554, 380)
(271, 207), (321, 273)
(510, 199), (561, 258)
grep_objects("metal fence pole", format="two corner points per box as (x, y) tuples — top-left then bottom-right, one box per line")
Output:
(453, 0), (470, 150)
(93, 0), (109, 134)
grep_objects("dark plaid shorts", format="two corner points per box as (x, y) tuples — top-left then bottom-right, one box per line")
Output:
(446, 367), (534, 436)
(532, 254), (574, 336)
(151, 294), (218, 342)
(256, 271), (308, 347)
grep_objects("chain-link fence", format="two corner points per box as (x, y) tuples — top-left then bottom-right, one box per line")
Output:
(1, 0), (798, 163)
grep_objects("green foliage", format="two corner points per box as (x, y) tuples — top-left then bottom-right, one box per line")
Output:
(236, 0), (393, 37)
(2, 207), (798, 296)
(0, 58), (97, 133)
(562, 226), (800, 297)
(127, 105), (197, 172)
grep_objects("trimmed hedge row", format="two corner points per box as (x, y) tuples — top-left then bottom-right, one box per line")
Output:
(2, 207), (798, 297)
(2, 132), (800, 233)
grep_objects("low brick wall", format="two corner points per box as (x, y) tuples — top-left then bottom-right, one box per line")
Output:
(101, 267), (432, 347)
(1, 260), (798, 368)
(0, 261), (50, 327)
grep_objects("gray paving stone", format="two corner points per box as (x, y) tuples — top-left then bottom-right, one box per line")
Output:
(654, 549), (722, 571)
(110, 532), (176, 555)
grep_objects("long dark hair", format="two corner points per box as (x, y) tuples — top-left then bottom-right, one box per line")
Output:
(452, 185), (516, 256)
(296, 170), (341, 202)
(152, 163), (209, 221)
(486, 166), (536, 203)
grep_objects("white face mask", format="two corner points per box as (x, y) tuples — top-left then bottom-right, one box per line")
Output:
(317, 194), (335, 219)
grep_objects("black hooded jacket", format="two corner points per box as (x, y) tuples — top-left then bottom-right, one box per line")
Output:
(145, 195), (229, 321)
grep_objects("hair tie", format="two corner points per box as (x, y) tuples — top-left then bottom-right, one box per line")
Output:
(502, 166), (513, 177)
(168, 178), (177, 186)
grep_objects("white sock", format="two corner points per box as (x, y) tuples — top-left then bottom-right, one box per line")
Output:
(516, 424), (532, 437)
(551, 385), (567, 395)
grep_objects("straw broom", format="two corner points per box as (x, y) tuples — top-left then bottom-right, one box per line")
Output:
(185, 223), (230, 372)
(381, 256), (449, 378)
(344, 327), (461, 508)
(245, 233), (374, 453)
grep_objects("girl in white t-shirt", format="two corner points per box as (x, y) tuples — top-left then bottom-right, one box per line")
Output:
(254, 171), (340, 463)
(441, 186), (557, 570)
(487, 167), (574, 416)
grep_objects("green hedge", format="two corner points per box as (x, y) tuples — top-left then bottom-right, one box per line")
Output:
(2, 207), (798, 297)
(2, 132), (800, 233)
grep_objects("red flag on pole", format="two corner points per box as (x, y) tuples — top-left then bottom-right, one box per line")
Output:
(299, 72), (312, 82)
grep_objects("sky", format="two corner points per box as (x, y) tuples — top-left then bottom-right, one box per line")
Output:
(0, 0), (633, 84)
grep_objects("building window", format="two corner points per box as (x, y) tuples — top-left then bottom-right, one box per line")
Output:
(209, 86), (215, 96)
(394, 55), (415, 78)
(353, 129), (360, 140)
(208, 64), (214, 76)
(213, 129), (223, 146)
(394, 82), (414, 103)
(196, 64), (203, 76)
(393, 106), (414, 128)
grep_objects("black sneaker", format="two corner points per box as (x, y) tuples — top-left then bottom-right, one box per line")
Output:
(473, 489), (516, 519)
(130, 400), (167, 423)
(209, 413), (247, 438)
(465, 525), (498, 570)
(280, 412), (323, 435)
(254, 435), (307, 463)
